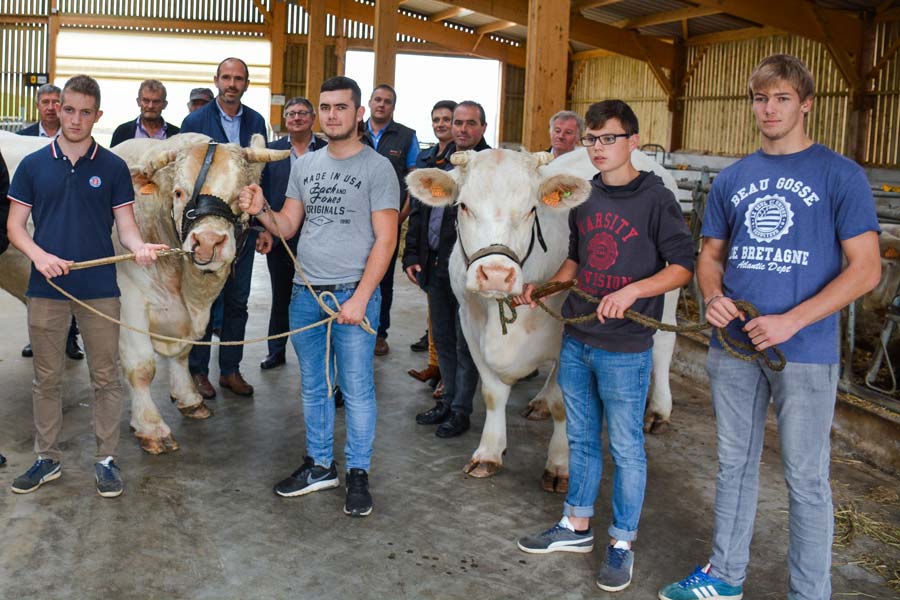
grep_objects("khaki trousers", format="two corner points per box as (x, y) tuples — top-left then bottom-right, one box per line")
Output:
(28, 297), (124, 461)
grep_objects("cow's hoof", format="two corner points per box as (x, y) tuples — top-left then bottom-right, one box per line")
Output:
(463, 459), (500, 478)
(136, 434), (167, 455)
(643, 415), (670, 435)
(521, 399), (551, 421)
(178, 401), (212, 419)
(161, 434), (180, 452)
(542, 470), (569, 494)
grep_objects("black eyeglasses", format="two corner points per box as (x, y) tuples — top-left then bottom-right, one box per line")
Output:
(580, 133), (631, 146)
(285, 110), (311, 119)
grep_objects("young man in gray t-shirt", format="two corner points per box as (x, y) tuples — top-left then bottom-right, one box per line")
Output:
(240, 76), (399, 517)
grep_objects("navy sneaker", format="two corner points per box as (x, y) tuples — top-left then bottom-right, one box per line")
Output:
(11, 457), (61, 494)
(658, 566), (743, 600)
(596, 545), (634, 592)
(516, 516), (594, 554)
(95, 459), (124, 498)
(343, 468), (373, 517)
(274, 456), (339, 498)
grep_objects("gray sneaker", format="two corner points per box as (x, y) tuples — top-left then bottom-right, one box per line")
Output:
(11, 458), (61, 494)
(596, 545), (634, 592)
(517, 517), (594, 554)
(94, 460), (124, 498)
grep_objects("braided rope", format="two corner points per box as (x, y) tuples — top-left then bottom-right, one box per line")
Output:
(497, 280), (786, 372)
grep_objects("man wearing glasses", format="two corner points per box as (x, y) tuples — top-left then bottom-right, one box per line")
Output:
(110, 79), (180, 146)
(258, 97), (328, 370)
(515, 100), (694, 593)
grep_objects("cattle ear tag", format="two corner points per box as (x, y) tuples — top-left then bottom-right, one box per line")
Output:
(885, 246), (899, 259)
(542, 189), (571, 207)
(421, 177), (446, 198)
(139, 182), (159, 195)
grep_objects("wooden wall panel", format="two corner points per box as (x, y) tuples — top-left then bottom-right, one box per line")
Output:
(681, 34), (850, 157)
(866, 21), (900, 168)
(569, 54), (669, 149)
(501, 63), (524, 146)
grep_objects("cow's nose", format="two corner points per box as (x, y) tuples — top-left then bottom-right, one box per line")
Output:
(190, 231), (228, 263)
(476, 264), (517, 292)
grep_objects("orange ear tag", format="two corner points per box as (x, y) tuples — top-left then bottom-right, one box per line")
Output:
(139, 182), (159, 195)
(542, 190), (561, 207)
(885, 246), (899, 259)
(430, 184), (446, 198)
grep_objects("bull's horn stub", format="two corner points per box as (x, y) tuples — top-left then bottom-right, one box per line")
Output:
(450, 151), (471, 166)
(144, 149), (178, 177)
(532, 151), (554, 167)
(241, 147), (291, 163)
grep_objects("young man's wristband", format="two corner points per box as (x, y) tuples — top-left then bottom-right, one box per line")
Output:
(704, 294), (724, 308)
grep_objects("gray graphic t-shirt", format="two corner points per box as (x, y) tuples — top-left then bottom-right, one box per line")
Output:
(286, 145), (400, 285)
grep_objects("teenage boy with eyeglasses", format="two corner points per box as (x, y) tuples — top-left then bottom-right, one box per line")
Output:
(514, 99), (694, 592)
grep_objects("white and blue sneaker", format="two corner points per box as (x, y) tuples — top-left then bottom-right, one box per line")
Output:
(274, 456), (340, 498)
(658, 565), (743, 600)
(95, 458), (124, 498)
(11, 457), (61, 494)
(516, 516), (594, 554)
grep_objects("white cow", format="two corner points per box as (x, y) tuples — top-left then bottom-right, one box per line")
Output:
(0, 132), (288, 454)
(406, 148), (681, 491)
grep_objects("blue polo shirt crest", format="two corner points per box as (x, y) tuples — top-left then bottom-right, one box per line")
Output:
(8, 138), (136, 300)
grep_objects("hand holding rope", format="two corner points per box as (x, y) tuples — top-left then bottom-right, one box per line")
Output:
(498, 279), (786, 372)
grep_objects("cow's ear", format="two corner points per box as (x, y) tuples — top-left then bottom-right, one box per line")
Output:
(406, 169), (457, 207)
(130, 166), (158, 194)
(538, 174), (591, 210)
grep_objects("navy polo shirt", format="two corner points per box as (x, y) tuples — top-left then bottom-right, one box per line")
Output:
(8, 138), (135, 300)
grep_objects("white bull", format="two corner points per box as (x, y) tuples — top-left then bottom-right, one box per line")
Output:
(407, 148), (681, 491)
(0, 132), (288, 454)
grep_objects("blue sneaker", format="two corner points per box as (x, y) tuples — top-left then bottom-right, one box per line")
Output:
(94, 459), (124, 498)
(658, 566), (743, 600)
(11, 457), (61, 494)
(516, 516), (594, 554)
(596, 545), (634, 592)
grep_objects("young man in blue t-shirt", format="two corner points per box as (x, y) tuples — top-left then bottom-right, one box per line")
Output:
(659, 55), (881, 600)
(7, 75), (166, 498)
(515, 100), (694, 592)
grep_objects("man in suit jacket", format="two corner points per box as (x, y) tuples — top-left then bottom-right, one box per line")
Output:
(258, 97), (327, 369)
(110, 79), (180, 147)
(179, 57), (268, 399)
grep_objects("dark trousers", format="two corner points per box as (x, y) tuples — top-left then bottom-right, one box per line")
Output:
(376, 228), (401, 339)
(265, 242), (296, 356)
(426, 270), (478, 416)
(189, 234), (256, 377)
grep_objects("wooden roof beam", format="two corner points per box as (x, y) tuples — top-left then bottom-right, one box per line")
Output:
(614, 7), (722, 30)
(475, 20), (516, 35)
(689, 0), (862, 58)
(430, 7), (471, 22)
(440, 0), (676, 70)
(574, 0), (624, 10)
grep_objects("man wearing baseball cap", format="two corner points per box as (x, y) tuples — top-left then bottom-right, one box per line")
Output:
(187, 87), (214, 113)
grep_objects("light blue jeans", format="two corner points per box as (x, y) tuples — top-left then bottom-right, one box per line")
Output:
(558, 334), (652, 543)
(706, 346), (838, 600)
(289, 284), (380, 472)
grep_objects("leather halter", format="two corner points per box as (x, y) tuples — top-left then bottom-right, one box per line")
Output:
(456, 209), (547, 269)
(176, 141), (248, 263)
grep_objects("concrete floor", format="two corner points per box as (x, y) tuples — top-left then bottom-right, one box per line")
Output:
(1, 254), (898, 600)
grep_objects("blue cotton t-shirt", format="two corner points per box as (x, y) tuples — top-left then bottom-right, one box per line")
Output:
(8, 138), (135, 300)
(702, 143), (879, 364)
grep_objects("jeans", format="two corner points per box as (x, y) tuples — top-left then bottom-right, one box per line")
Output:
(189, 235), (256, 377)
(426, 271), (478, 416)
(558, 334), (651, 543)
(706, 347), (838, 600)
(290, 284), (380, 471)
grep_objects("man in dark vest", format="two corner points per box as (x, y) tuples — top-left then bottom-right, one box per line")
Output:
(110, 79), (180, 147)
(363, 84), (418, 356)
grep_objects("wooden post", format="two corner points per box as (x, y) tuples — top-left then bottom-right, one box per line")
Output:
(522, 0), (570, 151)
(667, 43), (686, 152)
(851, 14), (877, 164)
(48, 0), (60, 82)
(497, 61), (508, 145)
(373, 0), (398, 89)
(269, 0), (287, 132)
(307, 0), (326, 101)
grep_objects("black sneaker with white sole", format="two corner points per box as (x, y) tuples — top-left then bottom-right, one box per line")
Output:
(274, 456), (339, 498)
(517, 516), (594, 554)
(343, 468), (373, 517)
(11, 457), (61, 494)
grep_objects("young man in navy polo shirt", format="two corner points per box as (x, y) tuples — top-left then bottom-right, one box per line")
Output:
(7, 75), (167, 498)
